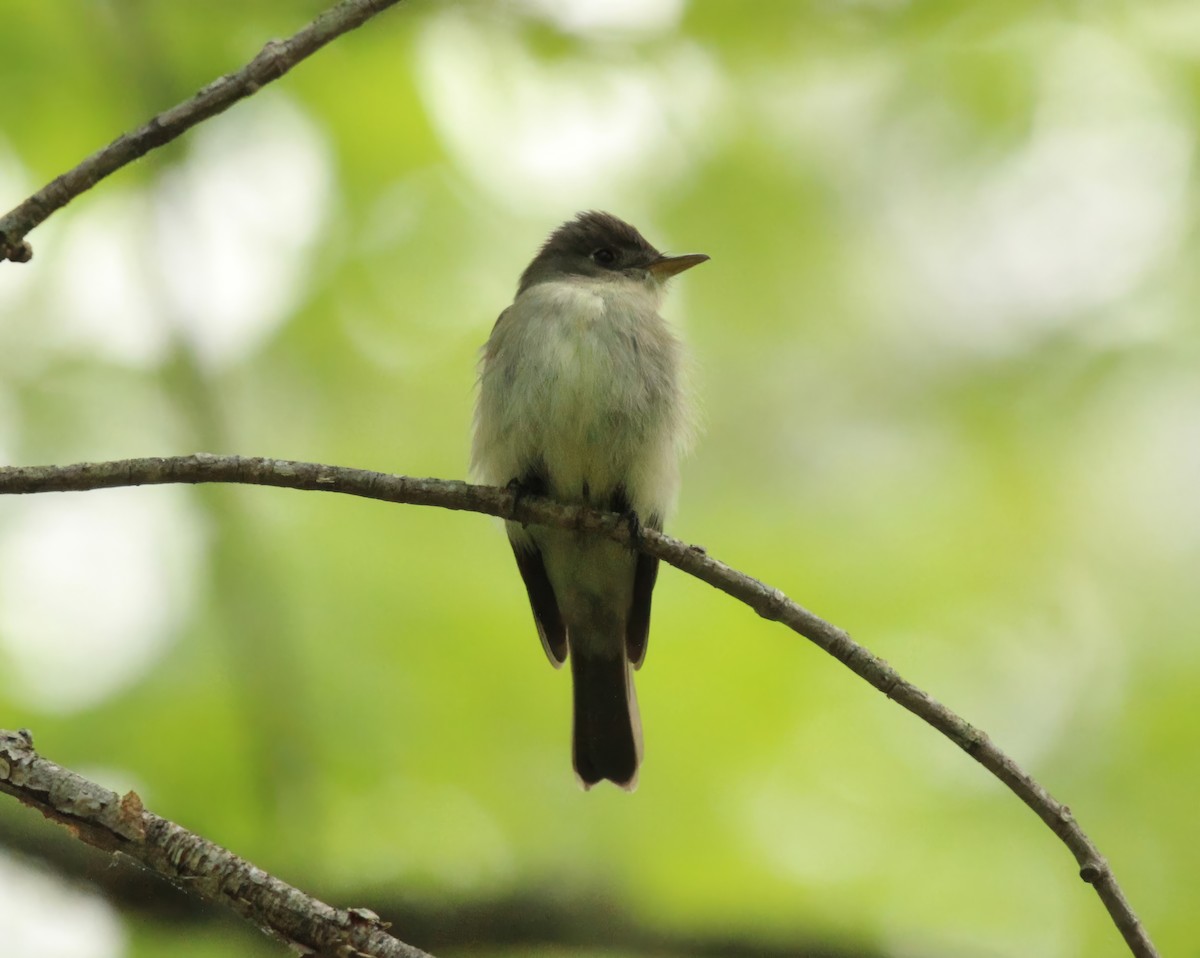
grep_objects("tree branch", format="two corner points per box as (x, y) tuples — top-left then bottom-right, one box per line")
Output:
(0, 0), (406, 264)
(0, 820), (877, 958)
(0, 728), (432, 958)
(0, 455), (1159, 958)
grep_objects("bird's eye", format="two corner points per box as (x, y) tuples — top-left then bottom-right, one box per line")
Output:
(591, 247), (618, 268)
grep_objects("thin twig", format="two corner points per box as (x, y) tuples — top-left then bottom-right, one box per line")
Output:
(0, 0), (405, 264)
(0, 728), (432, 958)
(0, 454), (1160, 958)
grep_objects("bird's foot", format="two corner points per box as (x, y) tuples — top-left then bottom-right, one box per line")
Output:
(622, 508), (644, 553)
(505, 474), (549, 522)
(504, 477), (527, 521)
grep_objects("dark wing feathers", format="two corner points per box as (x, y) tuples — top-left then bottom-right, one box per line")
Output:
(626, 514), (661, 669)
(508, 471), (659, 669)
(508, 533), (568, 666)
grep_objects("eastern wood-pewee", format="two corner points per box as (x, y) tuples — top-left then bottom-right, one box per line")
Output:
(472, 211), (706, 790)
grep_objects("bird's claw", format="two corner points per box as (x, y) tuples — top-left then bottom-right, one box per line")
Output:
(623, 509), (644, 552)
(505, 477), (526, 521)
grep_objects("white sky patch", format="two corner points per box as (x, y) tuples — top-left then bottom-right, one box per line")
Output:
(0, 488), (204, 712)
(46, 189), (173, 367)
(511, 0), (685, 36)
(0, 853), (125, 958)
(34, 95), (332, 371)
(151, 93), (333, 369)
(415, 12), (723, 213)
(877, 29), (1192, 355)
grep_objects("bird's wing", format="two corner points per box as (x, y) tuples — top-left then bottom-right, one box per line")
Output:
(508, 531), (568, 667)
(626, 513), (661, 669)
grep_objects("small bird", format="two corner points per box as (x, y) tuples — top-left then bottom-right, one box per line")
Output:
(472, 211), (707, 790)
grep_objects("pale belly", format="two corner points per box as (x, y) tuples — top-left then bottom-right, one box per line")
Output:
(521, 315), (651, 503)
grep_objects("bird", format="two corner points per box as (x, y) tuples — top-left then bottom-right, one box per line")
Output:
(471, 211), (707, 789)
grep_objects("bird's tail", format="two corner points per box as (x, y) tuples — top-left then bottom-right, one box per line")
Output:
(570, 648), (642, 791)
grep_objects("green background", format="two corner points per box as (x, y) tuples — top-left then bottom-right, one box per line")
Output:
(1, 1), (1196, 956)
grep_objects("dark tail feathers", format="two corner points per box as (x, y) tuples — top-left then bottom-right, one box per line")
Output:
(570, 650), (642, 790)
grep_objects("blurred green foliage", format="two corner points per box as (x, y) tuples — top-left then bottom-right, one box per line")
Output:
(1, 1), (1198, 956)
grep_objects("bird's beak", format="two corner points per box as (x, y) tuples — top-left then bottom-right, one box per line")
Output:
(646, 252), (710, 279)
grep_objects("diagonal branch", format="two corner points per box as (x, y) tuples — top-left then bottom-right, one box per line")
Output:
(0, 0), (406, 264)
(0, 454), (1159, 958)
(0, 728), (433, 958)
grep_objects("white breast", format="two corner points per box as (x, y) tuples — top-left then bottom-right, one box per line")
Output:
(472, 276), (687, 518)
